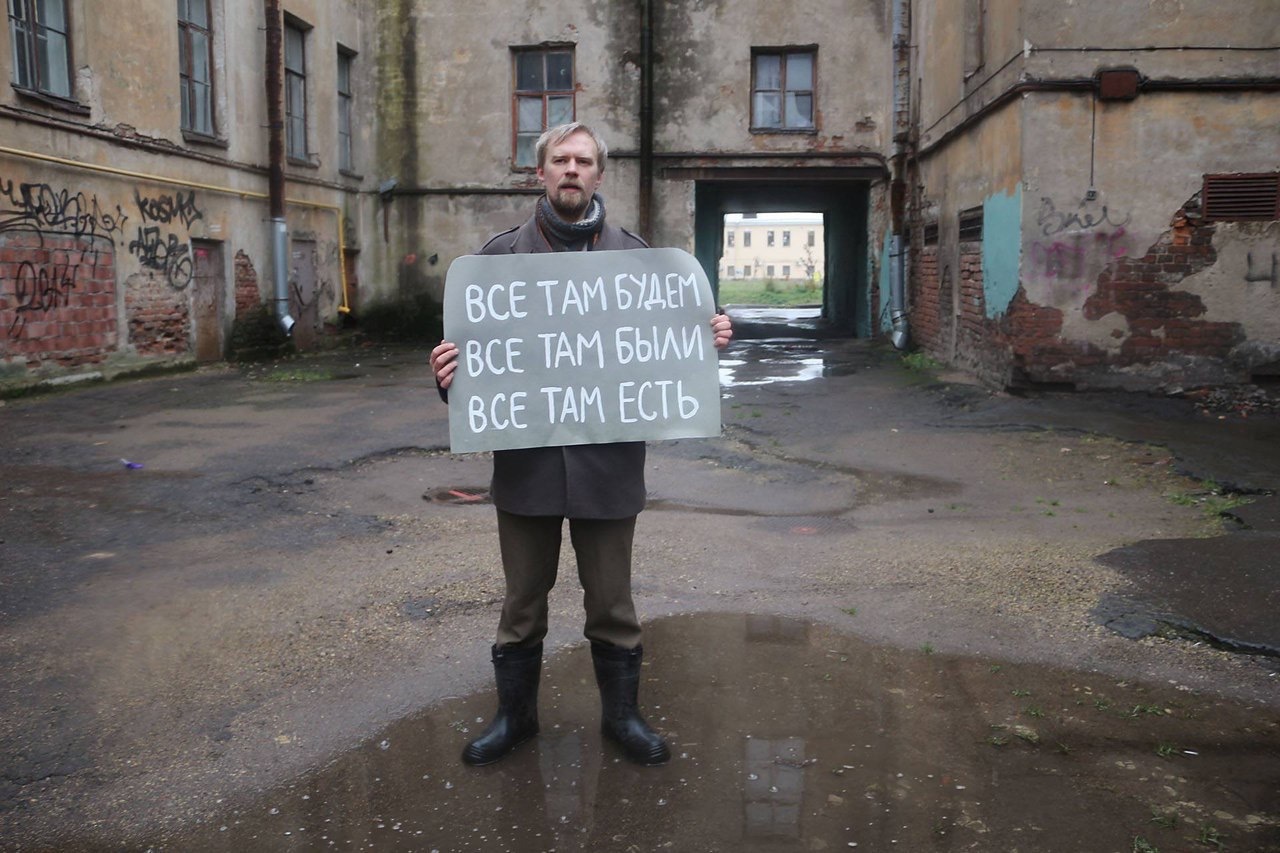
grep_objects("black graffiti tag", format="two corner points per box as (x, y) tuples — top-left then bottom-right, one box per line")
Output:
(129, 226), (193, 289)
(7, 260), (79, 339)
(1037, 196), (1130, 237)
(134, 188), (203, 229)
(0, 178), (128, 243)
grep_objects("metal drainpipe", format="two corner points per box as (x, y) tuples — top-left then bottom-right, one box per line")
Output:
(638, 0), (654, 241)
(265, 0), (294, 335)
(888, 0), (911, 350)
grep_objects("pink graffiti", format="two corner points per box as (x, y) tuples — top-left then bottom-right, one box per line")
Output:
(1029, 228), (1131, 295)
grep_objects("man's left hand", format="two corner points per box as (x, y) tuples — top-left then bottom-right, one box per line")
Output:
(710, 313), (733, 350)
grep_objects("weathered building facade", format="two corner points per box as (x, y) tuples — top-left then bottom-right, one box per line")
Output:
(1, 0), (367, 385)
(2, 1), (1276, 393)
(904, 0), (1280, 389)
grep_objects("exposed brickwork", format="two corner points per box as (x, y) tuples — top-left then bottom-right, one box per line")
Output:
(1082, 211), (1241, 369)
(125, 272), (190, 357)
(906, 203), (1253, 389)
(234, 249), (262, 320)
(953, 245), (989, 370)
(0, 233), (119, 368)
(908, 243), (947, 352)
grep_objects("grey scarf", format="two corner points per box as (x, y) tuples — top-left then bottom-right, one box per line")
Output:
(536, 192), (605, 250)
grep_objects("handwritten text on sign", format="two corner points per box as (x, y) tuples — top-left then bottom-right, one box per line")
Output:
(443, 247), (722, 453)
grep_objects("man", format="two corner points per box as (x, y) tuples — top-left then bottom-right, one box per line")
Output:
(430, 122), (732, 767)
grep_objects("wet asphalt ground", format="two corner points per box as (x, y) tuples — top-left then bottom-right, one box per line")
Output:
(0, 311), (1277, 852)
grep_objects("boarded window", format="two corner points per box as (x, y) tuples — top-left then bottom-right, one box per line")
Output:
(1203, 174), (1280, 222)
(513, 47), (574, 168)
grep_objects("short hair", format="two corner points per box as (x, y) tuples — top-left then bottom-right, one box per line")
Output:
(535, 122), (609, 171)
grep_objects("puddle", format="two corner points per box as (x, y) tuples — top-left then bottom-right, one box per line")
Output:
(156, 613), (1280, 852)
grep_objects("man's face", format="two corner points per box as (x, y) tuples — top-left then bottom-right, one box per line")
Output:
(537, 131), (604, 222)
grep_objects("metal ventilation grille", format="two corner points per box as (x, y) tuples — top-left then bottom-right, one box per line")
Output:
(1203, 173), (1280, 221)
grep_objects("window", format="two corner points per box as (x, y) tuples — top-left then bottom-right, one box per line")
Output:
(767, 231), (775, 247)
(8, 0), (72, 99)
(726, 231), (735, 247)
(807, 230), (815, 247)
(743, 231), (752, 248)
(766, 265), (775, 277)
(752, 48), (815, 130)
(958, 206), (984, 242)
(284, 19), (308, 161)
(782, 230), (791, 247)
(337, 48), (354, 172)
(782, 265), (790, 278)
(513, 47), (574, 168)
(178, 0), (214, 135)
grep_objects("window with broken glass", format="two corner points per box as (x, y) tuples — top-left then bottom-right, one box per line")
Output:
(8, 0), (73, 99)
(512, 47), (574, 169)
(751, 48), (815, 131)
(178, 0), (214, 136)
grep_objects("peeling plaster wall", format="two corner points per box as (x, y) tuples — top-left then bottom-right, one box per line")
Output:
(1019, 90), (1280, 389)
(375, 0), (642, 304)
(655, 0), (891, 154)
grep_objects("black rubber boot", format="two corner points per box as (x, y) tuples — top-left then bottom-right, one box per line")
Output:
(461, 642), (541, 766)
(591, 642), (671, 766)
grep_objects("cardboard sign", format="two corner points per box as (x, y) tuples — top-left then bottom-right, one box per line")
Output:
(442, 247), (722, 453)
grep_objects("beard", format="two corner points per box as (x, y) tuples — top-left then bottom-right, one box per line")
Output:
(548, 184), (591, 221)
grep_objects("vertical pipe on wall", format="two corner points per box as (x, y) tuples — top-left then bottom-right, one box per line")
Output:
(638, 0), (654, 241)
(265, 0), (294, 335)
(889, 0), (911, 350)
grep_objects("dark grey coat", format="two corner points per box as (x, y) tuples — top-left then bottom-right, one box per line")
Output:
(473, 212), (649, 519)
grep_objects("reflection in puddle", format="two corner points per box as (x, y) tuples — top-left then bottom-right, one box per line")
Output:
(162, 614), (1280, 852)
(719, 357), (825, 387)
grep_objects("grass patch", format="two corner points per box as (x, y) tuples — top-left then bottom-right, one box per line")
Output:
(719, 278), (821, 307)
(901, 351), (942, 372)
(1166, 479), (1252, 520)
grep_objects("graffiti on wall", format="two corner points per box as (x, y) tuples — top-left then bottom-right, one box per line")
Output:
(134, 188), (203, 229)
(1028, 196), (1134, 301)
(2, 177), (208, 348)
(1, 177), (125, 341)
(1036, 196), (1129, 238)
(0, 178), (129, 243)
(128, 190), (204, 289)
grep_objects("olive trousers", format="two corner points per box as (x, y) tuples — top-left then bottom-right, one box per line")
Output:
(495, 509), (641, 650)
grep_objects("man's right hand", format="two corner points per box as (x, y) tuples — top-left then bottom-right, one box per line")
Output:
(430, 341), (459, 390)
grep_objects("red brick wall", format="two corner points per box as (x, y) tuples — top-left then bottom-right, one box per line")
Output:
(909, 243), (946, 352)
(0, 234), (119, 369)
(1082, 212), (1240, 369)
(234, 249), (261, 320)
(125, 272), (190, 356)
